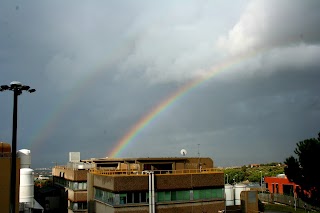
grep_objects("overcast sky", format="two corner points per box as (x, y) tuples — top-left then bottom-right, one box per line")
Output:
(1, 0), (320, 168)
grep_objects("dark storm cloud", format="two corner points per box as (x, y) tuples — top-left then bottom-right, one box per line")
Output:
(0, 0), (319, 167)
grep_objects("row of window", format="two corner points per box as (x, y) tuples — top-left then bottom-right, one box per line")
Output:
(69, 201), (87, 210)
(54, 177), (87, 190)
(95, 188), (224, 206)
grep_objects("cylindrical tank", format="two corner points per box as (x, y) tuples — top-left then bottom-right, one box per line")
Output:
(234, 183), (248, 205)
(20, 168), (34, 207)
(17, 149), (31, 168)
(225, 184), (235, 206)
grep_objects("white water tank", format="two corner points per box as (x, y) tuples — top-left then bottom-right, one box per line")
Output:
(17, 149), (31, 168)
(20, 168), (34, 207)
(225, 184), (235, 206)
(234, 183), (248, 205)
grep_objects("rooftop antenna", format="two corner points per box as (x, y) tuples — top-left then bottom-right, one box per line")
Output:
(198, 144), (201, 170)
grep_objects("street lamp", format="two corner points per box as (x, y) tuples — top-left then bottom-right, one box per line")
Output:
(233, 174), (238, 184)
(1, 81), (36, 213)
(260, 171), (263, 194)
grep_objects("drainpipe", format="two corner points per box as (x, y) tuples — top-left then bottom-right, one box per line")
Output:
(151, 172), (155, 213)
(149, 172), (152, 213)
(143, 171), (155, 213)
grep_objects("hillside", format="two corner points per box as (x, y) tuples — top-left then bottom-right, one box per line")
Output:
(222, 162), (285, 183)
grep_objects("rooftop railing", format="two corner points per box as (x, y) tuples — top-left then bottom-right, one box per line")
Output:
(89, 168), (223, 176)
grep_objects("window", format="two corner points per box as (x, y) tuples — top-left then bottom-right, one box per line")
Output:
(193, 188), (224, 200)
(69, 202), (87, 210)
(120, 194), (126, 204)
(127, 193), (133, 203)
(141, 192), (146, 203)
(134, 192), (140, 203)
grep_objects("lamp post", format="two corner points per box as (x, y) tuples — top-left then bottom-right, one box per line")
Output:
(260, 171), (263, 194)
(1, 81), (36, 213)
(226, 174), (228, 184)
(233, 174), (238, 184)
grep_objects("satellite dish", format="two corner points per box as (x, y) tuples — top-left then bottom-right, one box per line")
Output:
(180, 149), (187, 156)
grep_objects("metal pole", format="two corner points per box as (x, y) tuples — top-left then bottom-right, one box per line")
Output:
(149, 172), (152, 213)
(260, 171), (263, 195)
(152, 172), (155, 213)
(10, 89), (18, 213)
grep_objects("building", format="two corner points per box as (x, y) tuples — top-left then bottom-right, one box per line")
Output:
(264, 174), (298, 196)
(52, 152), (94, 213)
(86, 157), (225, 213)
(52, 153), (226, 213)
(0, 142), (20, 213)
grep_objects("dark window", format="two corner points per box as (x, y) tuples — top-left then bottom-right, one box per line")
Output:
(127, 193), (133, 203)
(141, 192), (146, 203)
(134, 192), (140, 203)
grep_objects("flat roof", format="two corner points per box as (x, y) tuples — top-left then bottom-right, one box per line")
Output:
(81, 157), (209, 164)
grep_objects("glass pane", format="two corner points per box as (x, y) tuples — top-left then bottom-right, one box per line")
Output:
(141, 192), (146, 203)
(200, 190), (205, 199)
(193, 190), (200, 200)
(73, 203), (78, 210)
(157, 192), (165, 202)
(216, 188), (223, 198)
(165, 191), (171, 201)
(184, 191), (190, 200)
(134, 192), (140, 203)
(127, 193), (133, 203)
(171, 191), (177, 201)
(79, 182), (83, 190)
(74, 182), (78, 190)
(120, 193), (126, 204)
(205, 189), (211, 199)
(212, 189), (217, 198)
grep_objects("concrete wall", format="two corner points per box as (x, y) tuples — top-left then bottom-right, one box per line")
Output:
(92, 172), (224, 192)
(68, 190), (87, 202)
(240, 190), (258, 213)
(176, 158), (214, 170)
(53, 167), (88, 181)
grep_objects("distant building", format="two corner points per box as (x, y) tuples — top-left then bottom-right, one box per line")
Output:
(264, 174), (298, 196)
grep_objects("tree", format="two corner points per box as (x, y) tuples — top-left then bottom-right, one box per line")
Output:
(284, 132), (320, 206)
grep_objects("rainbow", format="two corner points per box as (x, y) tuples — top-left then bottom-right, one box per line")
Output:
(108, 50), (259, 158)
(26, 41), (134, 154)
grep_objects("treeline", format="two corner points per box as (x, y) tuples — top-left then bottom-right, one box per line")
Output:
(223, 163), (285, 183)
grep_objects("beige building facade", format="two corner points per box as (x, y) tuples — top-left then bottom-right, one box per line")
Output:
(86, 157), (225, 213)
(52, 156), (225, 213)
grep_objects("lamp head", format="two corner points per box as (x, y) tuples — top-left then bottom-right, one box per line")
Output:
(0, 85), (10, 91)
(10, 81), (22, 87)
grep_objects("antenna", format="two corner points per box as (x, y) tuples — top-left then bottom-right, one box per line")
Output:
(197, 144), (201, 170)
(180, 149), (187, 156)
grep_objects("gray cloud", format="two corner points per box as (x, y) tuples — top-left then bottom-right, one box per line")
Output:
(218, 0), (320, 54)
(0, 0), (319, 167)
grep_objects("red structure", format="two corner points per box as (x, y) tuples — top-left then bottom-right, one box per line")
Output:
(264, 174), (299, 196)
